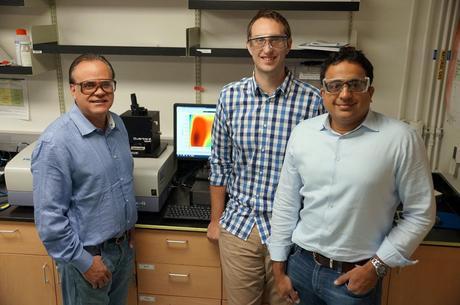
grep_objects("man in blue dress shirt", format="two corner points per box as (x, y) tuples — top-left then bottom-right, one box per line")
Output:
(208, 10), (324, 305)
(32, 54), (137, 305)
(268, 47), (436, 305)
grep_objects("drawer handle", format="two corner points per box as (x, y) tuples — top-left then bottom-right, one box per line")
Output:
(0, 229), (19, 233)
(42, 263), (50, 284)
(168, 272), (190, 279)
(56, 265), (61, 284)
(166, 239), (188, 245)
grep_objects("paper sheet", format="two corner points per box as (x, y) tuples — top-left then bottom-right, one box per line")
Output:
(0, 79), (29, 120)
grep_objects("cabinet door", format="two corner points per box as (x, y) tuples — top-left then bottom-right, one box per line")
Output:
(138, 294), (220, 305)
(386, 245), (460, 305)
(0, 254), (57, 305)
(137, 263), (221, 299)
(0, 221), (47, 255)
(136, 230), (220, 267)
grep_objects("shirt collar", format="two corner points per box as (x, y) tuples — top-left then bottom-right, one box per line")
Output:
(319, 110), (379, 134)
(250, 68), (293, 98)
(69, 104), (116, 136)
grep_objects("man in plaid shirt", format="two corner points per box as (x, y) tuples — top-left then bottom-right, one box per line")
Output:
(208, 10), (324, 305)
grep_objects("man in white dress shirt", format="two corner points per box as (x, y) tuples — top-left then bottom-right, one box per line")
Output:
(268, 47), (436, 305)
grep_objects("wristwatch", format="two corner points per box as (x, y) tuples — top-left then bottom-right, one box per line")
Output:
(370, 257), (389, 278)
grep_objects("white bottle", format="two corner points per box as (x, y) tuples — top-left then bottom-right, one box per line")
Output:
(20, 41), (32, 67)
(14, 28), (31, 66)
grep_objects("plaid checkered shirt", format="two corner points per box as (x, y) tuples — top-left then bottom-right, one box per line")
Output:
(210, 71), (325, 244)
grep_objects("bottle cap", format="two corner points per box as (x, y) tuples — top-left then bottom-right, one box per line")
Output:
(16, 28), (27, 35)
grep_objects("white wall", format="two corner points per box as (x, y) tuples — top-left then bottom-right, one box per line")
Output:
(0, 4), (61, 133)
(0, 0), (353, 137)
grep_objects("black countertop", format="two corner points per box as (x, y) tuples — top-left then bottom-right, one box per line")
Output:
(1, 204), (460, 245)
(0, 205), (210, 232)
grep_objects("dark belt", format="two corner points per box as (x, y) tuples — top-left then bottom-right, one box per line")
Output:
(84, 231), (129, 256)
(106, 230), (129, 245)
(304, 249), (369, 273)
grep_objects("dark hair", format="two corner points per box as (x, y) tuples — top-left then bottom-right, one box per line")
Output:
(68, 53), (115, 84)
(247, 10), (291, 40)
(320, 46), (374, 84)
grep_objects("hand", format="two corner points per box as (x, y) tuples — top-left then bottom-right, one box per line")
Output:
(334, 261), (378, 295)
(274, 273), (300, 304)
(207, 221), (220, 242)
(128, 228), (135, 249)
(83, 256), (112, 289)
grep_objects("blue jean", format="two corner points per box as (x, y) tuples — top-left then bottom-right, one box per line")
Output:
(57, 238), (134, 305)
(286, 245), (381, 305)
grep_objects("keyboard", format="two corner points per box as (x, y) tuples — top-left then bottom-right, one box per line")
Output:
(163, 204), (211, 221)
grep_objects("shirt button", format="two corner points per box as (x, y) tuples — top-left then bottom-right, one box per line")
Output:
(261, 148), (265, 152)
(256, 194), (260, 198)
(263, 124), (267, 128)
(120, 178), (124, 181)
(113, 155), (117, 159)
(125, 199), (129, 202)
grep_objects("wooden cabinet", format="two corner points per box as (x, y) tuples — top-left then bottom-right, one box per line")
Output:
(0, 221), (58, 305)
(0, 220), (138, 305)
(0, 254), (57, 305)
(384, 245), (460, 305)
(2, 220), (460, 305)
(136, 229), (221, 305)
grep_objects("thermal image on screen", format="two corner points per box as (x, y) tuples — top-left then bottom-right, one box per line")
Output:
(175, 104), (216, 159)
(189, 114), (214, 148)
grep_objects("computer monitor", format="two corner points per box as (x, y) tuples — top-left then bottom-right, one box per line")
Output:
(174, 103), (216, 161)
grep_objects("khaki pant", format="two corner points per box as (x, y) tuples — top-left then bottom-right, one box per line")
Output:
(219, 225), (289, 305)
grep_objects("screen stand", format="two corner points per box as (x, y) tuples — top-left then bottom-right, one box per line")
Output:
(176, 159), (209, 187)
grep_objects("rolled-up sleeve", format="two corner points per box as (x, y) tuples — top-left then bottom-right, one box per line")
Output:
(268, 133), (303, 261)
(376, 130), (436, 267)
(209, 93), (233, 187)
(32, 140), (93, 273)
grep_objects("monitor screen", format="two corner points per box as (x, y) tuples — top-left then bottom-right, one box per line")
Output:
(174, 103), (216, 160)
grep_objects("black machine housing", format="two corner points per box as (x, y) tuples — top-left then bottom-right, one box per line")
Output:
(121, 93), (164, 157)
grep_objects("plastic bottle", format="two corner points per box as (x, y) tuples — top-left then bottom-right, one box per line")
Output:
(20, 40), (32, 67)
(14, 28), (31, 66)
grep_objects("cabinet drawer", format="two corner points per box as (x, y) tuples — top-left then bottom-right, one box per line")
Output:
(136, 230), (220, 267)
(0, 221), (47, 255)
(137, 263), (221, 299)
(138, 294), (220, 305)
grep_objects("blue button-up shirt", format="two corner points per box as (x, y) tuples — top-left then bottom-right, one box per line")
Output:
(32, 104), (137, 273)
(268, 111), (436, 267)
(210, 71), (324, 244)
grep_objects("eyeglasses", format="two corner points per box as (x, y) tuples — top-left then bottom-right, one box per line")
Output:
(247, 35), (288, 49)
(322, 77), (370, 94)
(72, 79), (117, 95)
